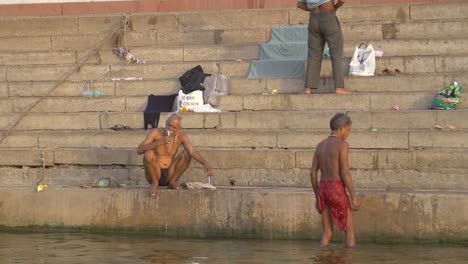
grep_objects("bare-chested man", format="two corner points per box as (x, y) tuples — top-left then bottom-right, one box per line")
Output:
(310, 113), (361, 247)
(137, 113), (213, 196)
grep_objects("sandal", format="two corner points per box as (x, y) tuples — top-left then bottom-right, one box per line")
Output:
(110, 124), (132, 131)
(381, 69), (394, 76)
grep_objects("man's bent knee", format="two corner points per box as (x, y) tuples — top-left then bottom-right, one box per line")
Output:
(181, 149), (192, 161)
(144, 151), (156, 163)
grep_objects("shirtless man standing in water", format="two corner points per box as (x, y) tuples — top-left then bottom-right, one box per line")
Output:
(310, 113), (361, 247)
(137, 113), (213, 196)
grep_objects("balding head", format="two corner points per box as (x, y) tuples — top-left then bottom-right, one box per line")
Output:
(166, 113), (182, 126)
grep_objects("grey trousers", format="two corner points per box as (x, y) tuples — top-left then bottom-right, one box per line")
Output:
(305, 10), (344, 89)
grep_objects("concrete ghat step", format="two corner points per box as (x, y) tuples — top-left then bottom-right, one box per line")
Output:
(2, 65), (467, 94)
(3, 72), (464, 98)
(218, 93), (468, 111)
(2, 55), (468, 86)
(2, 36), (468, 60)
(232, 73), (468, 95)
(1, 147), (466, 170)
(3, 92), (464, 114)
(119, 109), (468, 130)
(0, 2), (467, 35)
(0, 186), (467, 242)
(1, 129), (467, 149)
(1, 110), (467, 131)
(1, 18), (467, 51)
(0, 165), (465, 191)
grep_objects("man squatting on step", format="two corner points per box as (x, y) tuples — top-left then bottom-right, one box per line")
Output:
(297, 0), (352, 94)
(137, 113), (214, 196)
(310, 113), (361, 247)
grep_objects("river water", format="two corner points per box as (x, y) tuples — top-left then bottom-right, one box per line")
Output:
(0, 233), (466, 264)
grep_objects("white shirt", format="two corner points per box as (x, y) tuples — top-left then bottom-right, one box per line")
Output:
(297, 0), (331, 9)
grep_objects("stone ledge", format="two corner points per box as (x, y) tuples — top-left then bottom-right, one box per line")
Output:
(0, 186), (466, 242)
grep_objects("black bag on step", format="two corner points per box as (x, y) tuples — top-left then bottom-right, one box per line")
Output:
(179, 65), (210, 94)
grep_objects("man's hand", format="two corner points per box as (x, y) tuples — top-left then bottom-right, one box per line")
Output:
(335, 0), (345, 9)
(161, 136), (172, 144)
(204, 165), (214, 177)
(297, 2), (309, 11)
(350, 196), (361, 211)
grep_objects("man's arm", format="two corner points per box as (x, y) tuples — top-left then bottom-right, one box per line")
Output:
(297, 1), (309, 11)
(310, 151), (319, 195)
(181, 134), (213, 176)
(137, 129), (168, 154)
(334, 0), (345, 10)
(339, 141), (360, 210)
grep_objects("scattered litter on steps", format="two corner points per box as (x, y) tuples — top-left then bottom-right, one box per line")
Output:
(114, 47), (146, 64)
(37, 183), (48, 192)
(111, 77), (143, 81)
(430, 81), (463, 110)
(392, 105), (400, 110)
(182, 182), (216, 190)
(370, 126), (381, 132)
(192, 104), (221, 113)
(380, 68), (401, 76)
(110, 124), (133, 131)
(81, 177), (126, 188)
(262, 89), (278, 95)
(432, 125), (463, 131)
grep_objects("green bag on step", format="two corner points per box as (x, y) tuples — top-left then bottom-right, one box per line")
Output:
(430, 82), (463, 110)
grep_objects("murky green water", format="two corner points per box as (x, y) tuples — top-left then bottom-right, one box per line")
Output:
(0, 233), (466, 264)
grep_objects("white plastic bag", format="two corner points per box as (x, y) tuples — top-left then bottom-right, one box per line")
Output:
(349, 43), (376, 76)
(203, 74), (230, 107)
(177, 90), (204, 112)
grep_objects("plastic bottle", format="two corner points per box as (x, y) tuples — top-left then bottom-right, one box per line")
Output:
(82, 91), (104, 97)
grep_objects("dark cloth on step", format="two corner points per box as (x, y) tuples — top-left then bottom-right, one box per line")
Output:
(144, 94), (177, 130)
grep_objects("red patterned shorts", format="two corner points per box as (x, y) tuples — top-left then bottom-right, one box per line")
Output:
(317, 180), (349, 231)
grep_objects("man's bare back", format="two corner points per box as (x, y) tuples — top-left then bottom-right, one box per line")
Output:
(314, 136), (345, 181)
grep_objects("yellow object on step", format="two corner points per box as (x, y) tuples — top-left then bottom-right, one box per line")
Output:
(37, 184), (48, 192)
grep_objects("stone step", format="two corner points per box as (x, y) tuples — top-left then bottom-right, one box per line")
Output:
(218, 93), (468, 111)
(0, 148), (466, 190)
(247, 53), (468, 79)
(3, 62), (237, 82)
(1, 129), (466, 150)
(1, 18), (467, 52)
(2, 34), (468, 65)
(3, 53), (467, 83)
(1, 109), (465, 131)
(1, 165), (465, 191)
(0, 56), (468, 90)
(1, 186), (467, 241)
(1, 110), (466, 131)
(2, 91), (467, 114)
(3, 72), (464, 98)
(232, 73), (468, 95)
(0, 2), (466, 35)
(218, 110), (468, 130)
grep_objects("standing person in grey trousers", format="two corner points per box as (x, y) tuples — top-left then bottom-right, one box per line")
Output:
(297, 0), (352, 94)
